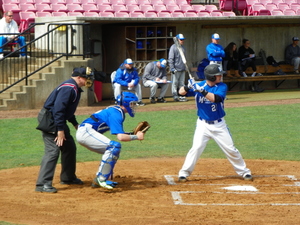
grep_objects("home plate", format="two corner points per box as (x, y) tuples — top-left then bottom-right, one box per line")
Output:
(222, 186), (258, 192)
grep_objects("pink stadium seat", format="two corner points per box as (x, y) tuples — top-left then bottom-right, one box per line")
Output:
(140, 4), (155, 12)
(259, 0), (272, 6)
(3, 3), (21, 13)
(153, 5), (169, 12)
(249, 3), (266, 15)
(65, 0), (81, 4)
(36, 11), (52, 17)
(137, 0), (151, 4)
(222, 11), (236, 16)
(246, 0), (259, 14)
(257, 9), (271, 14)
(283, 0), (296, 5)
(19, 0), (34, 4)
(124, 0), (138, 4)
(35, 0), (52, 5)
(3, 0), (19, 4)
(210, 10), (223, 16)
(19, 3), (37, 12)
(290, 3), (300, 10)
(51, 0), (67, 4)
(19, 11), (35, 32)
(296, 8), (300, 13)
(144, 11), (158, 16)
(162, 0), (176, 4)
(157, 11), (172, 17)
(277, 2), (290, 10)
(81, 0), (96, 4)
(180, 4), (197, 12)
(149, 0), (164, 5)
(197, 11), (211, 16)
(52, 11), (68, 16)
(82, 4), (100, 12)
(283, 8), (296, 13)
(171, 11), (185, 17)
(166, 4), (184, 12)
(97, 4), (114, 12)
(265, 3), (278, 11)
(271, 0), (284, 5)
(175, 0), (188, 5)
(83, 11), (100, 16)
(51, 4), (68, 12)
(129, 11), (145, 17)
(191, 4), (205, 12)
(114, 11), (130, 17)
(112, 4), (129, 12)
(95, 0), (110, 4)
(36, 4), (53, 12)
(68, 12), (84, 16)
(67, 4), (85, 12)
(184, 11), (198, 16)
(110, 0), (125, 4)
(99, 11), (115, 16)
(204, 4), (218, 12)
(270, 8), (284, 14)
(127, 5), (141, 11)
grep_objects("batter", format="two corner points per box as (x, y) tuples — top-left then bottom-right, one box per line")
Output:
(178, 64), (252, 182)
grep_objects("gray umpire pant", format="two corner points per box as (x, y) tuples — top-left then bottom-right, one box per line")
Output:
(171, 71), (185, 98)
(143, 80), (169, 99)
(36, 109), (77, 187)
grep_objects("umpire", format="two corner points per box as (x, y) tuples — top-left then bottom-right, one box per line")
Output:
(35, 67), (94, 193)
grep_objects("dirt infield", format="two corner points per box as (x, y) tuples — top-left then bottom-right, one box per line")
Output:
(1, 97), (300, 225)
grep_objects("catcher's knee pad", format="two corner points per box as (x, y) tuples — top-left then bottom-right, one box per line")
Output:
(97, 141), (121, 180)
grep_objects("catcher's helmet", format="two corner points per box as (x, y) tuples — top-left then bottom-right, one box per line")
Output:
(116, 92), (138, 117)
(204, 64), (224, 82)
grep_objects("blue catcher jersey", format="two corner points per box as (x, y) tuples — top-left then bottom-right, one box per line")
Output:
(195, 81), (227, 121)
(81, 106), (125, 134)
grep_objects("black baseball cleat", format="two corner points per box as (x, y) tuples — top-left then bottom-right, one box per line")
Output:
(35, 184), (57, 193)
(60, 178), (84, 185)
(178, 176), (188, 182)
(243, 174), (253, 181)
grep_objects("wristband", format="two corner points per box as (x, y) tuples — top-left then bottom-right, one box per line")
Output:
(130, 135), (138, 141)
(184, 85), (189, 92)
(201, 90), (208, 97)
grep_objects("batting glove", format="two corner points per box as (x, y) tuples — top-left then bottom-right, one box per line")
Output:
(171, 68), (177, 74)
(188, 78), (195, 89)
(193, 83), (204, 92)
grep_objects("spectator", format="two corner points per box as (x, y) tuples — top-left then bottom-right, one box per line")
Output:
(142, 58), (169, 103)
(35, 67), (95, 193)
(223, 42), (241, 78)
(0, 11), (29, 59)
(206, 33), (225, 69)
(113, 58), (145, 106)
(285, 36), (300, 74)
(76, 92), (145, 190)
(168, 33), (188, 102)
(238, 39), (261, 77)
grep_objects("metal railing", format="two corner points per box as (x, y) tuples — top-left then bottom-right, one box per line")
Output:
(0, 22), (91, 94)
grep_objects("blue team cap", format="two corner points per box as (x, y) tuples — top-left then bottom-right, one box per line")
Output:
(212, 33), (220, 40)
(159, 58), (167, 68)
(124, 58), (133, 64)
(176, 34), (185, 40)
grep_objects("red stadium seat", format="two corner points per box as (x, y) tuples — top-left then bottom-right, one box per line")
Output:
(265, 3), (278, 11)
(140, 4), (155, 12)
(153, 5), (169, 12)
(127, 5), (141, 12)
(3, 0), (19, 4)
(35, 0), (52, 5)
(110, 0), (125, 4)
(124, 0), (138, 5)
(257, 9), (271, 14)
(220, 0), (235, 11)
(19, 0), (35, 4)
(149, 0), (164, 5)
(179, 4), (197, 13)
(277, 2), (290, 10)
(95, 0), (110, 4)
(65, 0), (81, 4)
(259, 0), (272, 6)
(249, 3), (266, 15)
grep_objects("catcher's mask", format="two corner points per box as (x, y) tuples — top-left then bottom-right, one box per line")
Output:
(72, 66), (95, 88)
(204, 64), (224, 82)
(116, 92), (138, 117)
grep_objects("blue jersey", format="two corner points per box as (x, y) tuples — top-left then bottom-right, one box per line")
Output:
(206, 43), (225, 62)
(193, 81), (227, 121)
(80, 106), (125, 135)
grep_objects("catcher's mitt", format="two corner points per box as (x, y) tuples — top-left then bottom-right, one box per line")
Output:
(133, 121), (150, 135)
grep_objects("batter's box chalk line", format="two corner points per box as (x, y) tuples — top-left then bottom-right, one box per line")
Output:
(164, 175), (300, 206)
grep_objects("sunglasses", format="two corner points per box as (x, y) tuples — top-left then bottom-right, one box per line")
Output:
(7, 15), (13, 17)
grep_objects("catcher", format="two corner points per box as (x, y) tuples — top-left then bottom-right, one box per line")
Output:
(76, 92), (150, 189)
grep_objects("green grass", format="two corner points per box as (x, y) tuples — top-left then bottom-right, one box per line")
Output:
(0, 103), (299, 170)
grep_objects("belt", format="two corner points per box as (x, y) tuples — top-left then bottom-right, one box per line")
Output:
(199, 117), (222, 124)
(79, 123), (92, 127)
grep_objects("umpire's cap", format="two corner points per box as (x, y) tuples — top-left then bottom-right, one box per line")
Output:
(72, 67), (94, 79)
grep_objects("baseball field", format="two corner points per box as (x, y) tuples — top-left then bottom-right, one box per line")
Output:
(0, 89), (300, 225)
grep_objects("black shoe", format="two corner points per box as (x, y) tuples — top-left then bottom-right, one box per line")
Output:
(174, 97), (179, 102)
(60, 178), (83, 185)
(157, 97), (167, 103)
(35, 184), (57, 193)
(178, 176), (187, 182)
(137, 101), (145, 106)
(243, 174), (253, 181)
(150, 97), (156, 104)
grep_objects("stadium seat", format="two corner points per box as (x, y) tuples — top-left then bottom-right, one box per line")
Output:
(220, 0), (235, 11)
(153, 5), (169, 12)
(290, 3), (300, 10)
(246, 0), (259, 14)
(137, 0), (151, 5)
(65, 0), (81, 3)
(265, 3), (278, 11)
(171, 11), (185, 17)
(36, 4), (53, 12)
(283, 8), (296, 14)
(257, 9), (271, 14)
(222, 11), (236, 16)
(184, 11), (198, 16)
(36, 11), (52, 17)
(81, 0), (96, 4)
(236, 0), (248, 14)
(296, 8), (300, 13)
(129, 11), (145, 17)
(259, 0), (272, 6)
(98, 4), (114, 12)
(95, 0), (110, 4)
(67, 4), (85, 12)
(175, 0), (189, 5)
(114, 11), (130, 17)
(249, 3), (266, 15)
(127, 5), (141, 12)
(283, 0), (296, 5)
(191, 4), (205, 12)
(52, 11), (68, 16)
(157, 11), (172, 17)
(204, 4), (218, 12)
(210, 10), (223, 16)
(179, 4), (197, 13)
(144, 11), (158, 17)
(19, 0), (34, 4)
(3, 0), (19, 4)
(124, 0), (138, 5)
(277, 2), (290, 10)
(166, 4), (183, 12)
(19, 11), (35, 32)
(197, 11), (211, 16)
(140, 4), (155, 12)
(19, 3), (37, 12)
(162, 0), (176, 4)
(51, 0), (67, 4)
(99, 11), (115, 16)
(149, 0), (164, 5)
(270, 8), (284, 14)
(82, 4), (100, 12)
(51, 4), (68, 12)
(3, 3), (21, 14)
(68, 12), (84, 16)
(271, 0), (284, 5)
(83, 11), (100, 16)
(35, 0), (52, 5)
(112, 4), (129, 12)
(110, 0), (125, 4)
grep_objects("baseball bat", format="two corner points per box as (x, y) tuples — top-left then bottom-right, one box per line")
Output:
(172, 37), (193, 79)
